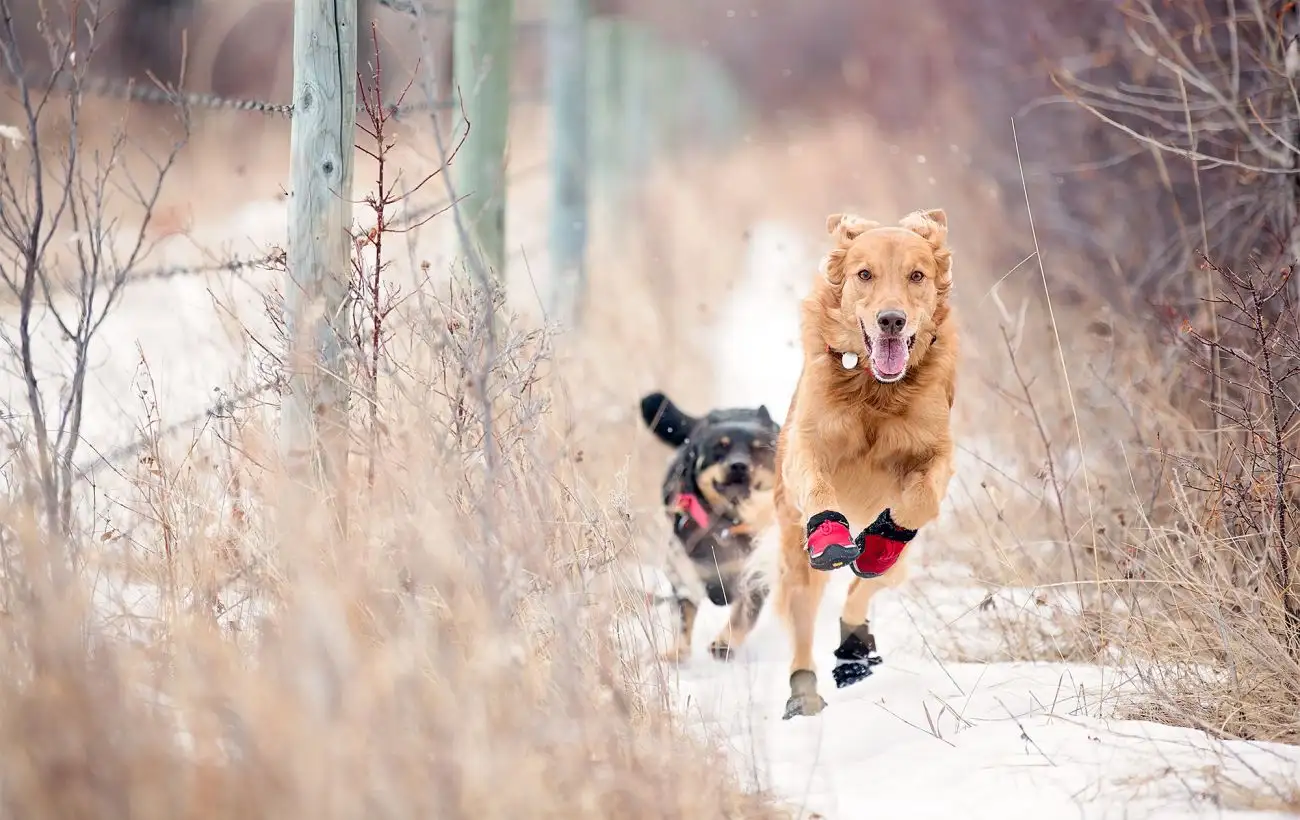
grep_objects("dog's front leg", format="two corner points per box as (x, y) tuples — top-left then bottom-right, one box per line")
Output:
(658, 543), (703, 663)
(786, 442), (859, 572)
(709, 583), (767, 661)
(853, 464), (950, 578)
(661, 597), (698, 663)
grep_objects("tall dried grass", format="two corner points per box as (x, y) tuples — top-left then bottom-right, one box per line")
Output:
(0, 271), (788, 818)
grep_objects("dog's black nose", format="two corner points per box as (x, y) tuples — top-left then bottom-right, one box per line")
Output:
(876, 310), (907, 336)
(727, 461), (751, 483)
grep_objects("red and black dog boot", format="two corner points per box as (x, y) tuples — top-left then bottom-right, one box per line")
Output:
(851, 508), (917, 579)
(805, 510), (860, 571)
(831, 618), (883, 688)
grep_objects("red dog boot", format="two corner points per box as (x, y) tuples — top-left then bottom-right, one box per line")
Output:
(852, 509), (917, 578)
(805, 510), (860, 571)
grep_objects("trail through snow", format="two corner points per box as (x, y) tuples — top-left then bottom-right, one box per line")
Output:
(652, 221), (1300, 820)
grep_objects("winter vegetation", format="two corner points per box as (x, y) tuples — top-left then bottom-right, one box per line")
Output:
(0, 0), (1299, 817)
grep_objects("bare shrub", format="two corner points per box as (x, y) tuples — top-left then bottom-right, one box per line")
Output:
(0, 0), (188, 541)
(1112, 253), (1300, 742)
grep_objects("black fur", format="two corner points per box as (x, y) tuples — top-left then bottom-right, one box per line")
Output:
(640, 391), (780, 662)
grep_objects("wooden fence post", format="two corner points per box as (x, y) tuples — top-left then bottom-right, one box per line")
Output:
(453, 0), (514, 279)
(547, 0), (588, 326)
(282, 0), (358, 519)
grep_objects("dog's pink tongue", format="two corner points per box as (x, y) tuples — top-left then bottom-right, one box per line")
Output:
(872, 337), (908, 376)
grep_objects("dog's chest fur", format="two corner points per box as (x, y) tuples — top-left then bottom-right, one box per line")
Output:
(810, 404), (947, 521)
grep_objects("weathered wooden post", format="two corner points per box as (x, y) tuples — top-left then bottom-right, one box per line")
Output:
(282, 0), (358, 519)
(547, 0), (588, 326)
(453, 0), (515, 279)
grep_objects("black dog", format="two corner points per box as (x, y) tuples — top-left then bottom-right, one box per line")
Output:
(640, 391), (779, 662)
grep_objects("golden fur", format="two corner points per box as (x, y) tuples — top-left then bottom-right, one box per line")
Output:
(772, 208), (958, 717)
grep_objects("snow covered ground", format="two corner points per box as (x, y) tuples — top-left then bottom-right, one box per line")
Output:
(656, 221), (1300, 819)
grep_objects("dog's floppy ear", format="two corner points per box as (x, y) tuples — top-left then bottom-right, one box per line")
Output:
(825, 213), (879, 242)
(899, 208), (949, 242)
(640, 391), (696, 448)
(899, 208), (953, 295)
(822, 213), (880, 286)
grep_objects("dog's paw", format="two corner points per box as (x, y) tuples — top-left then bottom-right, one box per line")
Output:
(851, 508), (918, 578)
(708, 640), (734, 662)
(782, 691), (828, 719)
(783, 669), (827, 719)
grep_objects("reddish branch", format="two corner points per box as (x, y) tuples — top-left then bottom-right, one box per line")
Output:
(351, 22), (468, 488)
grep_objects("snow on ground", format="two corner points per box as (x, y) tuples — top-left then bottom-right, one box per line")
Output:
(666, 220), (1300, 819)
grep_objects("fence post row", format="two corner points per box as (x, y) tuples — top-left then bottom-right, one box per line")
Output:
(453, 0), (515, 280)
(282, 0), (358, 519)
(547, 0), (589, 326)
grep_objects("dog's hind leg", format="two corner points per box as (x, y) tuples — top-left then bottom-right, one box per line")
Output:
(776, 520), (830, 719)
(832, 576), (889, 688)
(709, 584), (767, 661)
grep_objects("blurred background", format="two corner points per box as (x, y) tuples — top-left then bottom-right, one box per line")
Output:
(0, 3), (1298, 811)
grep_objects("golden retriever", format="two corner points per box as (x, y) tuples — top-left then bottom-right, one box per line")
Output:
(772, 208), (958, 719)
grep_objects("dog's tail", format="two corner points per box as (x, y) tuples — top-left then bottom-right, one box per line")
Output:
(639, 392), (696, 448)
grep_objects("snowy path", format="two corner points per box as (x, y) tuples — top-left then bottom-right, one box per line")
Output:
(668, 572), (1300, 819)
(661, 222), (1300, 819)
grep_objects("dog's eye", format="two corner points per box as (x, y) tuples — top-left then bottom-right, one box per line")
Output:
(909, 270), (925, 283)
(857, 269), (872, 282)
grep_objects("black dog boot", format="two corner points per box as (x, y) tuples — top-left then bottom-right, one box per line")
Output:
(831, 619), (883, 688)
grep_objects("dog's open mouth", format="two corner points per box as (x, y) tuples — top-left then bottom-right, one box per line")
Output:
(712, 477), (752, 503)
(860, 319), (915, 384)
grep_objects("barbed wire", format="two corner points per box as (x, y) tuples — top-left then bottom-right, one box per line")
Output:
(5, 10), (550, 122)
(132, 250), (286, 282)
(55, 72), (459, 120)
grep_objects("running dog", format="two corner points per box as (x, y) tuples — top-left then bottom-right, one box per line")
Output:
(640, 392), (780, 662)
(772, 208), (958, 719)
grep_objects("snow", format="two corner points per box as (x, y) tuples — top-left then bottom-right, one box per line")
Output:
(656, 220), (1300, 819)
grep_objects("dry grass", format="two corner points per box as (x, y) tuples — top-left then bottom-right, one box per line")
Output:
(0, 23), (793, 811)
(0, 269), (791, 818)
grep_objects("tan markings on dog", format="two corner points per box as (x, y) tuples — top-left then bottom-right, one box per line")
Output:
(773, 207), (959, 718)
(695, 463), (777, 514)
(728, 486), (777, 536)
